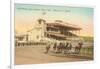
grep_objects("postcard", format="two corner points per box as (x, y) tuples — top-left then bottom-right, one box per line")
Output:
(15, 3), (94, 65)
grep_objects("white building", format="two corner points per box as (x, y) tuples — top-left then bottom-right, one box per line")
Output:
(27, 19), (82, 43)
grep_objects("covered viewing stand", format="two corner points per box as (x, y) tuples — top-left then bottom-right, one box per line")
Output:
(45, 22), (82, 41)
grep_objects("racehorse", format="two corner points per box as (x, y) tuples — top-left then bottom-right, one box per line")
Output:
(75, 42), (83, 54)
(53, 43), (57, 52)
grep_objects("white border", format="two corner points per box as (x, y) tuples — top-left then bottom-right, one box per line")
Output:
(10, 0), (15, 69)
(11, 0), (95, 69)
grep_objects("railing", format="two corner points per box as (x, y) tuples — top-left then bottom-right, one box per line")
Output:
(79, 47), (93, 57)
(15, 41), (47, 47)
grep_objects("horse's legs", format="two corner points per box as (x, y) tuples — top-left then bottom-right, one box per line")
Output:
(75, 47), (78, 54)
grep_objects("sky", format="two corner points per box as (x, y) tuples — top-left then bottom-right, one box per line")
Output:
(15, 4), (94, 37)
